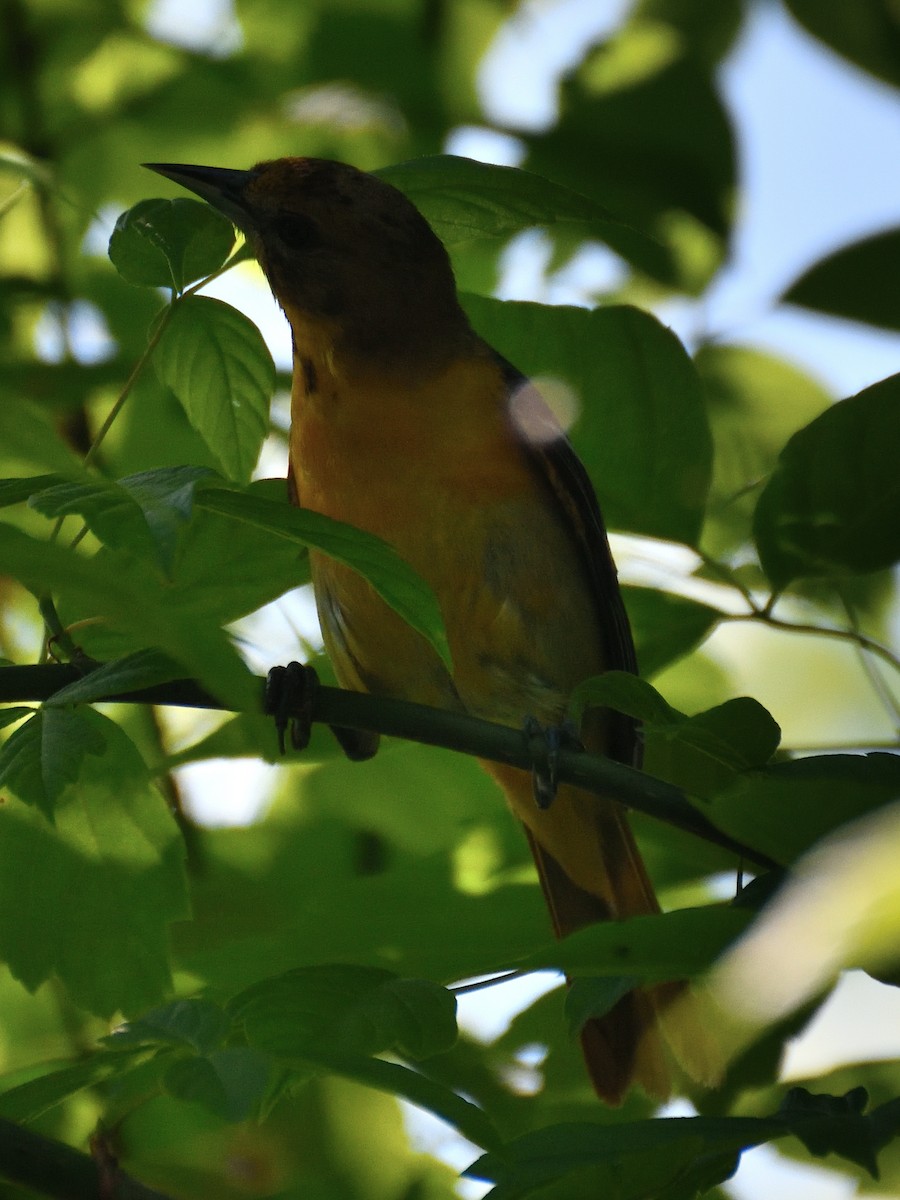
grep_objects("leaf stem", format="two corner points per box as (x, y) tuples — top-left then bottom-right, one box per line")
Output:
(82, 303), (174, 470)
(182, 241), (250, 298)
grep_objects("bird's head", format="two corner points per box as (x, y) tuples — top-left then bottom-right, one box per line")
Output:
(144, 157), (469, 366)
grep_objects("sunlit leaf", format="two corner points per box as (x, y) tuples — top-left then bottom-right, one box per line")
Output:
(0, 708), (107, 819)
(0, 522), (257, 709)
(0, 710), (188, 1015)
(154, 296), (274, 484)
(109, 197), (236, 291)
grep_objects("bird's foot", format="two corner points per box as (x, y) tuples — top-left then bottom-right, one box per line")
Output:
(523, 717), (583, 809)
(265, 661), (379, 761)
(265, 660), (318, 753)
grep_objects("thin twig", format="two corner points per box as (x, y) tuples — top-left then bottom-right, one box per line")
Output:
(723, 610), (900, 676)
(838, 591), (900, 725)
(450, 971), (527, 995)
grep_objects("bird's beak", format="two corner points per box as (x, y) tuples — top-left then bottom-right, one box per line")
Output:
(142, 163), (256, 232)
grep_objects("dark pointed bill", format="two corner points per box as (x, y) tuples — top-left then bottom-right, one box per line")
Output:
(142, 162), (254, 230)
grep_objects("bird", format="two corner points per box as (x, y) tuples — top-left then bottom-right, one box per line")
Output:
(145, 156), (673, 1102)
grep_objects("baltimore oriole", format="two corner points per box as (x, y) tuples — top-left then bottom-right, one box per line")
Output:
(147, 157), (674, 1102)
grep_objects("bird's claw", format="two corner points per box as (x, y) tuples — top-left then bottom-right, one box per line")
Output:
(265, 662), (380, 761)
(524, 717), (583, 809)
(265, 660), (318, 754)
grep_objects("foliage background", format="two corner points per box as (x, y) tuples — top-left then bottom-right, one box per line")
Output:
(1, 0), (900, 1197)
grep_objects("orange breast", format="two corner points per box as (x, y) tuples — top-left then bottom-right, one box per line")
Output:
(289, 349), (606, 723)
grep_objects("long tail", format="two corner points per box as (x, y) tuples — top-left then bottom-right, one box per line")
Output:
(489, 764), (670, 1104)
(524, 813), (669, 1103)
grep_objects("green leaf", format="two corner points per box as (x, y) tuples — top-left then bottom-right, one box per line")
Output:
(162, 710), (302, 768)
(754, 375), (900, 586)
(468, 1116), (782, 1198)
(107, 998), (231, 1054)
(298, 1048), (501, 1152)
(0, 708), (107, 819)
(0, 474), (65, 508)
(518, 906), (751, 978)
(0, 709), (189, 1015)
(0, 1051), (146, 1121)
(783, 228), (900, 332)
(232, 964), (457, 1061)
(108, 198), (236, 291)
(633, 0), (744, 66)
(673, 697), (781, 771)
(170, 476), (309, 608)
(43, 649), (183, 706)
(0, 707), (33, 731)
(163, 1046), (272, 1121)
(0, 401), (84, 474)
(645, 695), (782, 799)
(625, 586), (720, 678)
(779, 1086), (900, 1178)
(30, 467), (212, 574)
(0, 521), (257, 709)
(571, 674), (780, 797)
(570, 671), (678, 726)
(377, 154), (675, 283)
(30, 477), (153, 554)
(523, 41), (735, 292)
(154, 296), (274, 484)
(119, 466), (218, 570)
(782, 0), (900, 90)
(565, 976), (638, 1036)
(462, 297), (712, 544)
(195, 487), (451, 669)
(472, 1091), (900, 1198)
(695, 344), (831, 554)
(706, 753), (900, 864)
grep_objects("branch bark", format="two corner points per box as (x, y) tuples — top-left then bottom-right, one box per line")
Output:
(0, 1115), (174, 1200)
(0, 663), (779, 870)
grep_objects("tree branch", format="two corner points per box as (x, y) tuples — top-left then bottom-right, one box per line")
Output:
(0, 663), (779, 871)
(0, 1115), (174, 1200)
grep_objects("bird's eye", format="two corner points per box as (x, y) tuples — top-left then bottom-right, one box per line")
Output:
(273, 212), (321, 250)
